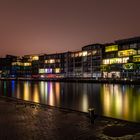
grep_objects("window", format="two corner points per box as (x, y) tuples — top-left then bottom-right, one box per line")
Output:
(92, 50), (97, 55)
(105, 45), (118, 52)
(118, 49), (137, 57)
(39, 69), (45, 74)
(50, 59), (55, 63)
(130, 43), (137, 49)
(24, 63), (31, 66)
(82, 51), (87, 56)
(123, 63), (135, 70)
(133, 55), (140, 62)
(103, 57), (129, 65)
(45, 68), (52, 73)
(55, 68), (60, 73)
(32, 56), (39, 61)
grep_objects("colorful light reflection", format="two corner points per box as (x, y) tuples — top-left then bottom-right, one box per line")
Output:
(101, 84), (140, 121)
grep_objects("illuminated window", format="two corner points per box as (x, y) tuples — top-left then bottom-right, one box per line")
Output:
(105, 45), (118, 52)
(103, 59), (110, 64)
(133, 55), (140, 62)
(39, 69), (45, 74)
(40, 75), (44, 78)
(123, 63), (135, 70)
(118, 49), (137, 57)
(32, 56), (39, 61)
(103, 57), (129, 65)
(101, 65), (109, 71)
(82, 51), (87, 56)
(49, 59), (55, 63)
(45, 60), (48, 63)
(138, 50), (140, 54)
(88, 52), (92, 56)
(79, 52), (82, 56)
(122, 57), (129, 63)
(12, 62), (21, 66)
(45, 68), (52, 73)
(75, 53), (79, 57)
(23, 63), (31, 66)
(45, 59), (55, 63)
(92, 50), (97, 55)
(74, 52), (83, 57)
(55, 68), (60, 73)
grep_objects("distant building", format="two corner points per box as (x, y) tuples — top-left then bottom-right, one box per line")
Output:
(1, 55), (19, 78)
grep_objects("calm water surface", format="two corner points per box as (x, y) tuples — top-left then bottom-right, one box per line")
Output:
(0, 80), (140, 122)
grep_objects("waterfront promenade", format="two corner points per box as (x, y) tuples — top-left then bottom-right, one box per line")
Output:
(0, 96), (140, 140)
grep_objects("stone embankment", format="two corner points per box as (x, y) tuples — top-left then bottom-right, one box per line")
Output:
(0, 96), (140, 140)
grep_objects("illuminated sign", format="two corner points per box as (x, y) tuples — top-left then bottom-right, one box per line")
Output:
(105, 45), (118, 52)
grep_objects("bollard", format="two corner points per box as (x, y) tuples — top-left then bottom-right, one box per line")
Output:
(88, 108), (94, 118)
(88, 108), (95, 123)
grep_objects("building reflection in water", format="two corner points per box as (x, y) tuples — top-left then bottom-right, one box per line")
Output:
(39, 82), (61, 106)
(11, 80), (15, 95)
(0, 80), (140, 122)
(4, 81), (7, 96)
(39, 81), (45, 103)
(44, 82), (48, 103)
(81, 84), (89, 112)
(16, 82), (20, 99)
(23, 82), (30, 101)
(48, 82), (54, 106)
(101, 84), (140, 122)
(55, 82), (60, 106)
(33, 83), (40, 103)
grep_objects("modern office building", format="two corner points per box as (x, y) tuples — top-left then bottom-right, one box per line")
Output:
(65, 51), (83, 78)
(101, 36), (140, 80)
(0, 36), (140, 80)
(82, 44), (103, 79)
(23, 55), (39, 78)
(11, 55), (39, 78)
(0, 55), (19, 78)
(38, 53), (66, 78)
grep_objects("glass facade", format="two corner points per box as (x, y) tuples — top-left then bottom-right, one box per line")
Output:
(103, 57), (129, 65)
(105, 45), (118, 52)
(118, 49), (137, 57)
(0, 36), (140, 80)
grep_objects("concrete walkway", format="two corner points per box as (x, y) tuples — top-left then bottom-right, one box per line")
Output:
(0, 97), (140, 140)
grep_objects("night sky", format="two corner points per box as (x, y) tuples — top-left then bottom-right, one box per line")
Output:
(0, 0), (140, 56)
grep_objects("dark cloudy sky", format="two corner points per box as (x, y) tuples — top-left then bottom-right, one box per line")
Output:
(0, 0), (140, 56)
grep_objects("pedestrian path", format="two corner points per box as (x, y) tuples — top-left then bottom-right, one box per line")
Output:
(0, 97), (140, 140)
